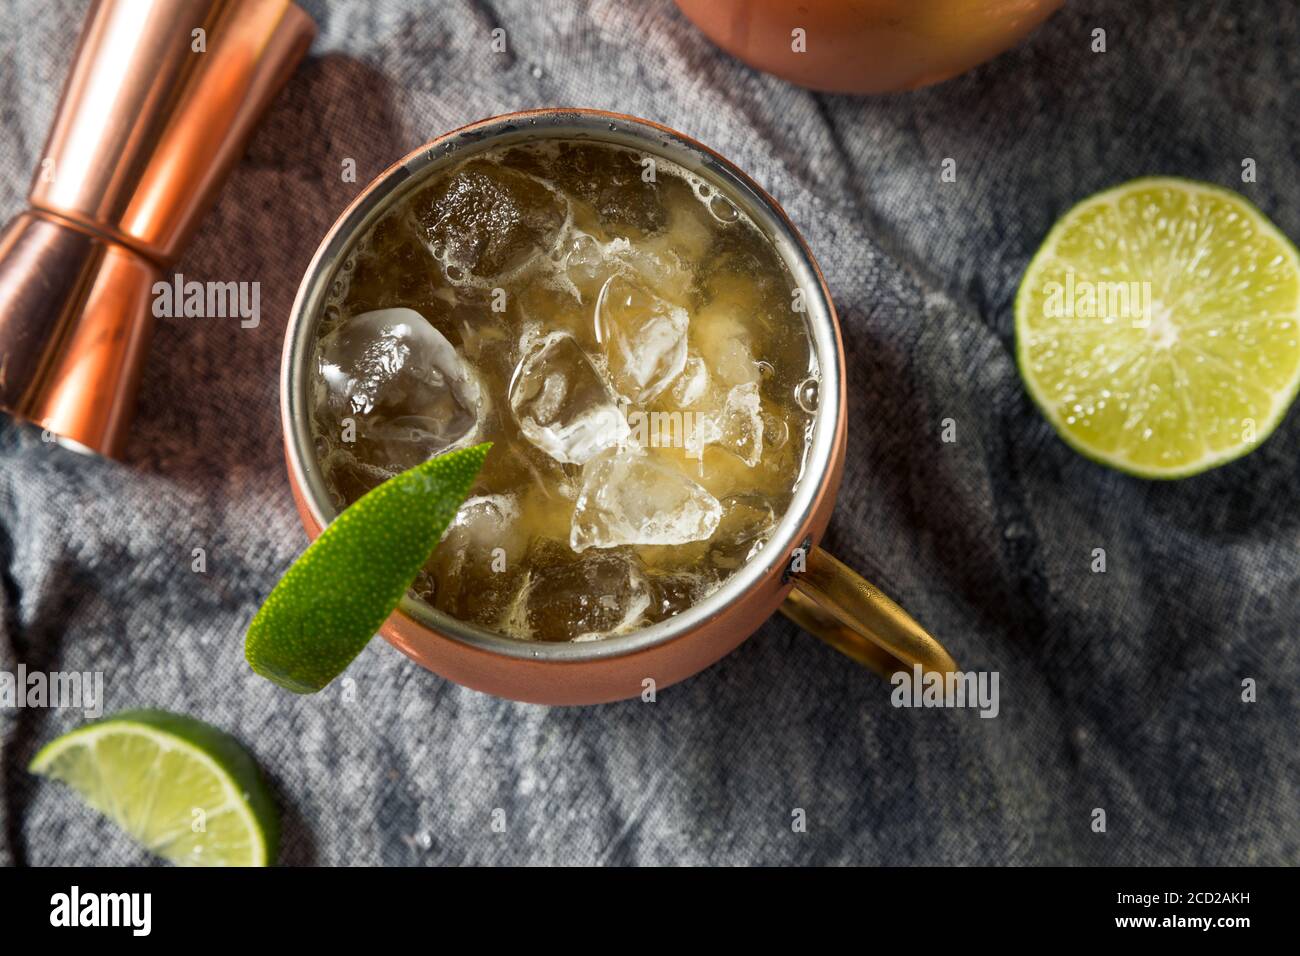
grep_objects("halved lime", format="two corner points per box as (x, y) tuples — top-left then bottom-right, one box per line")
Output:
(1015, 177), (1300, 478)
(28, 709), (279, 866)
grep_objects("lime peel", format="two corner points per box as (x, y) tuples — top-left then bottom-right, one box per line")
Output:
(246, 442), (491, 693)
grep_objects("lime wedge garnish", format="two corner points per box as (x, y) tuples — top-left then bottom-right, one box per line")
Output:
(1015, 177), (1300, 478)
(28, 709), (278, 866)
(246, 443), (490, 693)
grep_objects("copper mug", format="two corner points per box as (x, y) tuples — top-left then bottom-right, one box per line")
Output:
(282, 109), (958, 705)
(675, 0), (1064, 94)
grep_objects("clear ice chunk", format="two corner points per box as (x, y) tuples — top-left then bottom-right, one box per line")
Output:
(546, 141), (667, 235)
(561, 229), (629, 294)
(708, 494), (776, 570)
(318, 307), (482, 471)
(683, 382), (762, 466)
(556, 227), (692, 307)
(695, 306), (759, 387)
(522, 539), (652, 640)
(509, 331), (629, 464)
(595, 274), (689, 403)
(571, 448), (722, 551)
(409, 159), (568, 283)
(672, 354), (709, 407)
(426, 494), (527, 626)
(442, 494), (523, 557)
(645, 569), (717, 622)
(718, 382), (764, 467)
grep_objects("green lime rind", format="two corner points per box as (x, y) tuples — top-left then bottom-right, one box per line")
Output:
(246, 443), (490, 693)
(1014, 176), (1300, 479)
(28, 709), (279, 867)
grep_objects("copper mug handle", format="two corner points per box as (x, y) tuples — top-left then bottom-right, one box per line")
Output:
(782, 547), (959, 678)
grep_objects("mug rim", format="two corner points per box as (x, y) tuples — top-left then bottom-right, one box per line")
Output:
(281, 107), (844, 663)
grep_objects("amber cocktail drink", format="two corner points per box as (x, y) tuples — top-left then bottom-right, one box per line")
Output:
(309, 137), (820, 642)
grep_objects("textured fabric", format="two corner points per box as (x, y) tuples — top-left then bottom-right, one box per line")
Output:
(1, 0), (1297, 866)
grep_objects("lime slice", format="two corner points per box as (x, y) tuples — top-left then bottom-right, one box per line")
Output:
(28, 709), (278, 867)
(1015, 177), (1300, 478)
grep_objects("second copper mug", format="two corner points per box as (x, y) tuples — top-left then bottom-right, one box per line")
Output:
(674, 0), (1064, 94)
(282, 109), (958, 705)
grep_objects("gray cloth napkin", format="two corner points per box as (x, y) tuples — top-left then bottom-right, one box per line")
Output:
(1, 0), (1296, 866)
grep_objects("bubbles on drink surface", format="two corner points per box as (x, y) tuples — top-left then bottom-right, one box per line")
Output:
(311, 139), (819, 642)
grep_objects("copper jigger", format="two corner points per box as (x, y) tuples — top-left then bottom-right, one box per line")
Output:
(0, 0), (315, 457)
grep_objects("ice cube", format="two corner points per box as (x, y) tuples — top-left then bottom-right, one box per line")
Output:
(423, 494), (530, 625)
(595, 274), (689, 403)
(571, 448), (722, 551)
(408, 159), (568, 283)
(561, 229), (629, 296)
(718, 382), (764, 467)
(442, 494), (523, 558)
(363, 415), (478, 473)
(547, 141), (667, 236)
(708, 494), (776, 570)
(509, 331), (629, 464)
(645, 569), (718, 622)
(695, 304), (759, 387)
(522, 538), (652, 640)
(554, 226), (690, 307)
(672, 354), (709, 407)
(682, 382), (764, 465)
(622, 243), (686, 300)
(317, 307), (482, 472)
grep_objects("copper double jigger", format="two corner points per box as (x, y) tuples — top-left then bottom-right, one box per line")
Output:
(0, 0), (314, 457)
